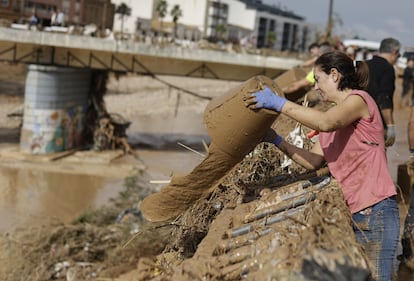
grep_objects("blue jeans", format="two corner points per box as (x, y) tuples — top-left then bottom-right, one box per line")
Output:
(404, 183), (414, 225)
(402, 183), (414, 259)
(352, 196), (400, 281)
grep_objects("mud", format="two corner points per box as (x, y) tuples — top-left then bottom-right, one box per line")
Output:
(168, 180), (370, 281)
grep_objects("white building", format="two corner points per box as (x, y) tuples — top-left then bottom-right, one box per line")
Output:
(239, 0), (317, 51)
(110, 0), (317, 52)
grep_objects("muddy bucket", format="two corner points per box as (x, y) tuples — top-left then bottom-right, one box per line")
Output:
(204, 75), (283, 158)
(141, 76), (284, 222)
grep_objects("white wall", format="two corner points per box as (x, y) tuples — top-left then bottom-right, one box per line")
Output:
(221, 0), (255, 30)
(162, 0), (207, 31)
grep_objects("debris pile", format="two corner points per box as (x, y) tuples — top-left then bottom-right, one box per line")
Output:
(133, 143), (371, 281)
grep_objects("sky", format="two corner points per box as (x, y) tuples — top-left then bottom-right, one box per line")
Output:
(262, 0), (414, 48)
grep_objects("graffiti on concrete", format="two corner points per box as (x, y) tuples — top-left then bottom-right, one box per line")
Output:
(21, 104), (87, 154)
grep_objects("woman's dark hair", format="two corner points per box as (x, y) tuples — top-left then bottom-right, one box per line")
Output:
(314, 51), (369, 91)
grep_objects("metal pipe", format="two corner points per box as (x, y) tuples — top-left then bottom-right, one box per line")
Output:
(246, 176), (331, 222)
(225, 205), (306, 239)
(217, 228), (273, 254)
(244, 192), (315, 223)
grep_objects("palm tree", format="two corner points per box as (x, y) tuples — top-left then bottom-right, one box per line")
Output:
(215, 23), (226, 41)
(170, 4), (183, 39)
(115, 2), (132, 39)
(267, 31), (276, 48)
(156, 0), (168, 33)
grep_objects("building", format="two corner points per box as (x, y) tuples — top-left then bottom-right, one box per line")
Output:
(111, 0), (206, 41)
(0, 0), (21, 23)
(1, 0), (317, 52)
(82, 0), (114, 30)
(111, 0), (317, 52)
(0, 0), (114, 30)
(238, 0), (315, 51)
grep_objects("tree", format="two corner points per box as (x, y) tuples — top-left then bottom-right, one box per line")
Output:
(216, 23), (226, 41)
(115, 2), (132, 39)
(156, 0), (168, 34)
(170, 4), (183, 39)
(267, 31), (276, 48)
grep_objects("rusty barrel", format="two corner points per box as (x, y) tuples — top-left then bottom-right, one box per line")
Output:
(204, 75), (284, 158)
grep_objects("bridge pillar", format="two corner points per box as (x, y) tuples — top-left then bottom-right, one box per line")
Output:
(20, 65), (91, 154)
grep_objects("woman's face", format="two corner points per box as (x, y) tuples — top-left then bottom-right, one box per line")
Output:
(313, 66), (338, 101)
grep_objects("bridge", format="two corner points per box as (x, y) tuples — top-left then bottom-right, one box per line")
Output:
(0, 27), (303, 155)
(0, 27), (301, 81)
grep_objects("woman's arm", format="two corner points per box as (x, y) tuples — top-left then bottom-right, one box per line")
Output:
(281, 94), (369, 132)
(276, 138), (325, 170)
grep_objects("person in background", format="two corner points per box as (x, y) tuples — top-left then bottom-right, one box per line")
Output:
(28, 8), (38, 30)
(409, 102), (414, 175)
(366, 37), (401, 147)
(56, 8), (65, 27)
(299, 42), (320, 68)
(401, 57), (414, 107)
(400, 93), (414, 269)
(244, 51), (399, 281)
(283, 42), (333, 95)
(345, 46), (356, 60)
(50, 7), (57, 26)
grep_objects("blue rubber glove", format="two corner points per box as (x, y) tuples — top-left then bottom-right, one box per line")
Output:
(253, 87), (287, 112)
(263, 129), (283, 147)
(385, 124), (395, 147)
(273, 135), (283, 147)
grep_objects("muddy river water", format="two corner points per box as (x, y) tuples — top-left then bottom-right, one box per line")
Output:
(0, 147), (205, 233)
(0, 166), (124, 232)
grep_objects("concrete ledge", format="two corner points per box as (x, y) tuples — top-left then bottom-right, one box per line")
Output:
(0, 145), (146, 178)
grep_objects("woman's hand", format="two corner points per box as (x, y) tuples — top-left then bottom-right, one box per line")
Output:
(244, 87), (287, 112)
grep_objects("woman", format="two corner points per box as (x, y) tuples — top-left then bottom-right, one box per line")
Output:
(244, 51), (399, 281)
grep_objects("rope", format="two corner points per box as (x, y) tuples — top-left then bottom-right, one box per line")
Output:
(152, 75), (212, 100)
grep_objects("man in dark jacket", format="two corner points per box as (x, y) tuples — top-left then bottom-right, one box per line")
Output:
(366, 37), (401, 147)
(402, 58), (414, 107)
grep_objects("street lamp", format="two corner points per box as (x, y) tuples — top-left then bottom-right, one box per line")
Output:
(325, 0), (333, 39)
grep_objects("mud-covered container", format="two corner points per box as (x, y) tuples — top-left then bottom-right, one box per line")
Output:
(204, 75), (284, 157)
